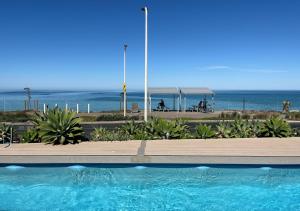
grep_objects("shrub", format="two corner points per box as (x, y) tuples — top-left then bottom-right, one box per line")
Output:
(259, 117), (292, 138)
(216, 122), (232, 138)
(91, 127), (130, 141)
(120, 118), (189, 140)
(146, 118), (189, 139)
(0, 124), (13, 143)
(195, 124), (215, 139)
(96, 114), (139, 121)
(21, 128), (40, 143)
(80, 116), (97, 122)
(229, 119), (256, 138)
(293, 128), (300, 137)
(36, 109), (84, 145)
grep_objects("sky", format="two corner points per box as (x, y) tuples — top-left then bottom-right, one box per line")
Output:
(0, 0), (299, 90)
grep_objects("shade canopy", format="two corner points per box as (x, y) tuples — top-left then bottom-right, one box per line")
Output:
(148, 87), (179, 95)
(180, 87), (214, 95)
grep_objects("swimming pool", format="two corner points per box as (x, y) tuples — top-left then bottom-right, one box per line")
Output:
(1, 165), (300, 210)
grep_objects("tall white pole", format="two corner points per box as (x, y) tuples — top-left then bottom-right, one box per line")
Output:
(142, 6), (148, 122)
(123, 44), (128, 117)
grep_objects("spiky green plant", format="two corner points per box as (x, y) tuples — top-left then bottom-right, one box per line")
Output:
(21, 128), (40, 143)
(36, 109), (84, 145)
(216, 122), (232, 138)
(259, 117), (292, 138)
(121, 121), (143, 136)
(91, 127), (130, 141)
(148, 118), (189, 139)
(229, 119), (255, 138)
(293, 128), (300, 137)
(195, 124), (215, 139)
(0, 124), (12, 143)
(91, 127), (109, 141)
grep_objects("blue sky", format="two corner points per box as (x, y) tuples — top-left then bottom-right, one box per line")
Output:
(0, 0), (299, 90)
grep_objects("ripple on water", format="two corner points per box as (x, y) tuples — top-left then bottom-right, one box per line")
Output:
(5, 165), (25, 170)
(67, 165), (87, 170)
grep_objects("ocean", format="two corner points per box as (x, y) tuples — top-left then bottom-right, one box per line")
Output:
(0, 90), (299, 112)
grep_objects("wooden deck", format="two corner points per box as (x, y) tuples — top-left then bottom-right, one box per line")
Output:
(1, 138), (300, 164)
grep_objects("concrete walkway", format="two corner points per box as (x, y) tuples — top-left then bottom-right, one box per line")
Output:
(1, 138), (300, 164)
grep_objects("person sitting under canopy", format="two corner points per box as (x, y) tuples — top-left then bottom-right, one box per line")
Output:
(157, 99), (165, 110)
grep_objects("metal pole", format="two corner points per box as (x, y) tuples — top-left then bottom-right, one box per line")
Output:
(88, 104), (90, 113)
(142, 6), (148, 122)
(65, 104), (68, 111)
(76, 104), (79, 114)
(10, 126), (12, 146)
(3, 97), (5, 112)
(43, 104), (46, 113)
(123, 44), (128, 117)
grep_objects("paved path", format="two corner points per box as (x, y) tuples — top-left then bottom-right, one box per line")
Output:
(1, 138), (300, 164)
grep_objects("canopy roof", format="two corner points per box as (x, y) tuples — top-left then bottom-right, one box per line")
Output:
(180, 87), (214, 95)
(149, 87), (179, 95)
(148, 87), (214, 96)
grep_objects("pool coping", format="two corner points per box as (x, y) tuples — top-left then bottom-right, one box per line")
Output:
(1, 138), (300, 164)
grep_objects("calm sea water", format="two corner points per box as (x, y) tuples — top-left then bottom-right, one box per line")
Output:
(0, 90), (300, 112)
(0, 165), (300, 210)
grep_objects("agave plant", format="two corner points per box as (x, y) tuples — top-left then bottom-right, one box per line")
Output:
(216, 122), (232, 138)
(292, 128), (300, 137)
(148, 118), (189, 139)
(121, 121), (143, 136)
(0, 124), (12, 143)
(91, 127), (109, 141)
(21, 128), (40, 143)
(36, 108), (84, 145)
(229, 119), (254, 138)
(91, 127), (130, 141)
(259, 117), (292, 138)
(195, 124), (215, 139)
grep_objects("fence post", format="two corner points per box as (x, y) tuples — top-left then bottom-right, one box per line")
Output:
(76, 104), (79, 114)
(10, 126), (12, 146)
(88, 104), (90, 113)
(65, 104), (68, 111)
(3, 97), (5, 112)
(43, 104), (46, 113)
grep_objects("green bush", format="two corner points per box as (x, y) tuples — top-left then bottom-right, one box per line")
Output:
(96, 114), (139, 121)
(80, 116), (97, 122)
(0, 124), (13, 143)
(120, 118), (189, 140)
(216, 122), (232, 138)
(35, 109), (84, 145)
(293, 128), (300, 137)
(195, 124), (215, 139)
(91, 127), (130, 141)
(21, 128), (40, 143)
(259, 117), (292, 138)
(229, 119), (256, 138)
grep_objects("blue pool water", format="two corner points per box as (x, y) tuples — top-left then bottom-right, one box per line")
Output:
(1, 165), (300, 210)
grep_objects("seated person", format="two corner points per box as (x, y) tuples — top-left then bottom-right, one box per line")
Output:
(198, 100), (204, 111)
(203, 97), (207, 112)
(157, 99), (165, 110)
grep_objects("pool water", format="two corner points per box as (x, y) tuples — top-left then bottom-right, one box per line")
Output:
(1, 165), (300, 210)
